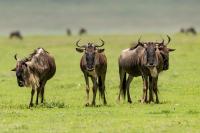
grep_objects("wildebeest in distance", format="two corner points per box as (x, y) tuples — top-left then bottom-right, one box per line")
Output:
(79, 28), (87, 36)
(75, 39), (107, 106)
(118, 35), (175, 104)
(66, 28), (72, 36)
(180, 27), (197, 35)
(11, 48), (56, 107)
(9, 30), (23, 40)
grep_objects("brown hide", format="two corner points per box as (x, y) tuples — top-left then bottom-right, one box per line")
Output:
(12, 48), (56, 107)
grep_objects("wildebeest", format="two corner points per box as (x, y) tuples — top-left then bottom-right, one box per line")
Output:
(66, 28), (71, 36)
(75, 39), (107, 106)
(11, 48), (56, 107)
(9, 31), (23, 40)
(180, 27), (197, 35)
(79, 28), (87, 36)
(118, 35), (175, 104)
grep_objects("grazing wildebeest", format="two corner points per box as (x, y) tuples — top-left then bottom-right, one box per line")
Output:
(79, 28), (87, 36)
(9, 31), (23, 40)
(11, 48), (56, 107)
(118, 35), (175, 104)
(186, 27), (197, 35)
(180, 27), (197, 35)
(66, 28), (72, 36)
(75, 39), (107, 106)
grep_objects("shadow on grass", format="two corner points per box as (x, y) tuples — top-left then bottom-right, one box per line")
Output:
(84, 104), (112, 108)
(187, 110), (199, 114)
(135, 99), (170, 105)
(148, 109), (172, 115)
(0, 101), (68, 109)
(36, 101), (67, 108)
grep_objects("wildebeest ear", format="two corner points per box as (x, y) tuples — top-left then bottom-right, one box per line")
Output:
(76, 48), (84, 53)
(168, 48), (176, 52)
(97, 48), (104, 53)
(139, 43), (147, 48)
(11, 67), (16, 71)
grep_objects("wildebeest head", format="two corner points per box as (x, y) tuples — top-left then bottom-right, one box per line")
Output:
(75, 39), (105, 71)
(137, 37), (158, 68)
(155, 35), (175, 70)
(137, 35), (175, 77)
(11, 54), (29, 87)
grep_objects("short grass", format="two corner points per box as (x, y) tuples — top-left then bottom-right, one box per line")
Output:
(0, 34), (200, 133)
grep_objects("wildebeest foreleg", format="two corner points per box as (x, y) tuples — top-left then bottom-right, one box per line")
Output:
(40, 81), (47, 103)
(84, 74), (90, 106)
(153, 77), (159, 104)
(29, 89), (35, 107)
(148, 76), (154, 103)
(91, 77), (98, 106)
(141, 76), (148, 103)
(126, 75), (133, 103)
(36, 87), (40, 105)
(40, 86), (44, 103)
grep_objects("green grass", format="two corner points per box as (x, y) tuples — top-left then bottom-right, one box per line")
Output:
(0, 34), (200, 133)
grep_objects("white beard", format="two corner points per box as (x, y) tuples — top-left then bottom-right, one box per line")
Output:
(149, 67), (158, 77)
(87, 70), (97, 78)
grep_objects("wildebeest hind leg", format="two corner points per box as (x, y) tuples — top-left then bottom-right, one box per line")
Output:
(153, 77), (159, 104)
(91, 77), (97, 106)
(40, 81), (46, 104)
(84, 74), (90, 106)
(126, 75), (133, 103)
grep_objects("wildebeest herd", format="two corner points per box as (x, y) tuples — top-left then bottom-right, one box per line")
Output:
(9, 28), (87, 40)
(11, 35), (175, 107)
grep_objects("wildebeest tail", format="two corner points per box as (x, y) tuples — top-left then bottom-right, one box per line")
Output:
(121, 72), (127, 99)
(98, 77), (104, 100)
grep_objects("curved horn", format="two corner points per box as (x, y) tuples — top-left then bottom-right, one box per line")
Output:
(75, 39), (86, 48)
(160, 38), (164, 44)
(95, 39), (105, 47)
(138, 36), (142, 44)
(158, 35), (164, 45)
(14, 54), (18, 61)
(165, 35), (171, 46)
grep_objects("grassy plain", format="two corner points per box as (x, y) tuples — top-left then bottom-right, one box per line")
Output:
(0, 34), (200, 133)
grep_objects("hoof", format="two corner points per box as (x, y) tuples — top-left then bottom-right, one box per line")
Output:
(85, 103), (90, 107)
(29, 103), (34, 108)
(128, 99), (132, 104)
(155, 100), (159, 104)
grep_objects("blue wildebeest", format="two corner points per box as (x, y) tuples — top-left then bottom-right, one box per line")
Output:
(180, 27), (197, 35)
(12, 48), (56, 107)
(75, 39), (107, 106)
(79, 28), (87, 36)
(10, 30), (23, 40)
(66, 28), (72, 36)
(118, 35), (175, 104)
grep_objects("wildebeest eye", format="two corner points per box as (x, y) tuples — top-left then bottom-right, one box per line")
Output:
(21, 61), (27, 67)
